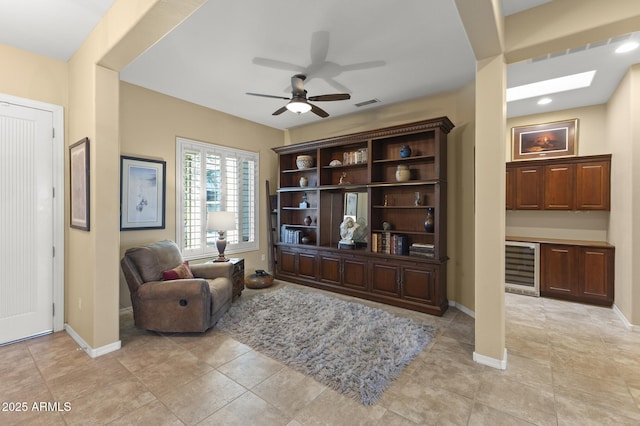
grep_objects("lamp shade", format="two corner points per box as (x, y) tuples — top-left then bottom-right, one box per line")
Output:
(207, 211), (236, 232)
(286, 100), (312, 114)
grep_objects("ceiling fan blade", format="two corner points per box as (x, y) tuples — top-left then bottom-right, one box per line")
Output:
(308, 93), (351, 102)
(310, 103), (329, 118)
(246, 92), (291, 100)
(272, 106), (288, 116)
(341, 60), (386, 71)
(252, 57), (305, 72)
(310, 31), (330, 65)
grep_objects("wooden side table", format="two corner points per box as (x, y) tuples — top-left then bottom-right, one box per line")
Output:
(228, 258), (244, 299)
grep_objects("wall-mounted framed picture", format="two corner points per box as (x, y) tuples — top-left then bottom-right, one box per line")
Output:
(511, 118), (578, 161)
(70, 137), (90, 231)
(120, 155), (166, 230)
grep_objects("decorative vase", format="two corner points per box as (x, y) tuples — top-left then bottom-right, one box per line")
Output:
(395, 164), (410, 182)
(304, 216), (312, 226)
(400, 145), (412, 158)
(299, 176), (308, 187)
(424, 208), (435, 233)
(301, 236), (311, 244)
(296, 155), (313, 169)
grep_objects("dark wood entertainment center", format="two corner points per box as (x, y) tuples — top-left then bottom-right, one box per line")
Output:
(272, 117), (453, 316)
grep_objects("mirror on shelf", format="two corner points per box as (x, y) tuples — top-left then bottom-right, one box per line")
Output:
(342, 192), (368, 245)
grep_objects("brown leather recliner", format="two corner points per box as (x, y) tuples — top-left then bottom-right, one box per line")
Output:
(120, 240), (233, 333)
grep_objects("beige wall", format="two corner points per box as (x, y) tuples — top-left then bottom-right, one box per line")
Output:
(607, 65), (640, 324)
(0, 44), (68, 108)
(286, 87), (477, 312)
(119, 82), (283, 307)
(506, 104), (611, 241)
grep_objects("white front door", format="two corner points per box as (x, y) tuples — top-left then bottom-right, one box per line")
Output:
(0, 102), (54, 345)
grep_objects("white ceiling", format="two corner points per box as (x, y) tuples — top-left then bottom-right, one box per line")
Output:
(1, 0), (639, 130)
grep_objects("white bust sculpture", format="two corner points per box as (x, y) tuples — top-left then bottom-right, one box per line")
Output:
(339, 216), (359, 245)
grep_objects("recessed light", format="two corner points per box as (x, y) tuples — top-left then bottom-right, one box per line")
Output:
(616, 41), (639, 53)
(506, 70), (596, 102)
(537, 97), (552, 105)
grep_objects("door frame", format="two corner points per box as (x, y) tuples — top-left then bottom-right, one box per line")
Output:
(1, 93), (65, 333)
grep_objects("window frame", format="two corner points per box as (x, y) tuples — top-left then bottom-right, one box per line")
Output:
(176, 137), (259, 260)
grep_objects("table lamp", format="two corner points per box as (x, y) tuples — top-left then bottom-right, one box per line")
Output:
(207, 211), (236, 262)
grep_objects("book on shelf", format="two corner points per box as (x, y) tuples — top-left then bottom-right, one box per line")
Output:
(280, 226), (303, 244)
(371, 232), (407, 255)
(409, 242), (435, 258)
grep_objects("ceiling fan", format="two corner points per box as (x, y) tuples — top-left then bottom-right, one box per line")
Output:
(246, 74), (350, 118)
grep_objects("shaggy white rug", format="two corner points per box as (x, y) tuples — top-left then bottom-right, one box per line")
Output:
(216, 287), (436, 404)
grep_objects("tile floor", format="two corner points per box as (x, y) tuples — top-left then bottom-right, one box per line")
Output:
(1, 281), (640, 425)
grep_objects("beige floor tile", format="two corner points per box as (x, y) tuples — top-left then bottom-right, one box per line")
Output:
(116, 335), (188, 372)
(61, 377), (155, 425)
(467, 402), (537, 426)
(133, 350), (214, 395)
(0, 356), (47, 401)
(494, 351), (553, 387)
(409, 352), (485, 399)
(376, 409), (419, 425)
(553, 369), (640, 421)
(382, 379), (473, 425)
(217, 349), (285, 389)
(180, 332), (253, 368)
(45, 355), (132, 401)
(108, 399), (184, 425)
(555, 393), (639, 426)
(197, 391), (289, 426)
(475, 374), (557, 426)
(294, 388), (387, 426)
(252, 366), (327, 417)
(156, 370), (246, 425)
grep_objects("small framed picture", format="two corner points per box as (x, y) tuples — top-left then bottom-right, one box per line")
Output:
(120, 156), (166, 230)
(344, 192), (358, 217)
(511, 119), (578, 161)
(70, 137), (90, 231)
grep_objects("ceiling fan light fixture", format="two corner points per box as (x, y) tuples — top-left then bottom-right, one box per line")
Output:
(286, 100), (312, 114)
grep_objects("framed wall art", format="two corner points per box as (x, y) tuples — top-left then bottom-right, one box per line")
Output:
(120, 155), (166, 230)
(70, 137), (90, 231)
(511, 119), (578, 161)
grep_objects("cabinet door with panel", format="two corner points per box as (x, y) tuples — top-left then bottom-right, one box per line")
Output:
(515, 166), (543, 209)
(506, 168), (515, 210)
(343, 257), (368, 290)
(576, 161), (610, 210)
(370, 261), (400, 297)
(276, 246), (317, 280)
(544, 164), (575, 209)
(317, 252), (341, 286)
(578, 247), (614, 303)
(401, 263), (437, 305)
(540, 244), (577, 295)
(540, 243), (614, 305)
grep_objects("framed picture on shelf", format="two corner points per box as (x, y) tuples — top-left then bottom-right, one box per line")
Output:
(70, 137), (90, 231)
(120, 156), (166, 230)
(511, 119), (578, 161)
(344, 192), (358, 217)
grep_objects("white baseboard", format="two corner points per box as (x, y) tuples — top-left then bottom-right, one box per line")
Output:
(449, 300), (475, 318)
(613, 304), (640, 332)
(474, 348), (508, 370)
(64, 323), (121, 358)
